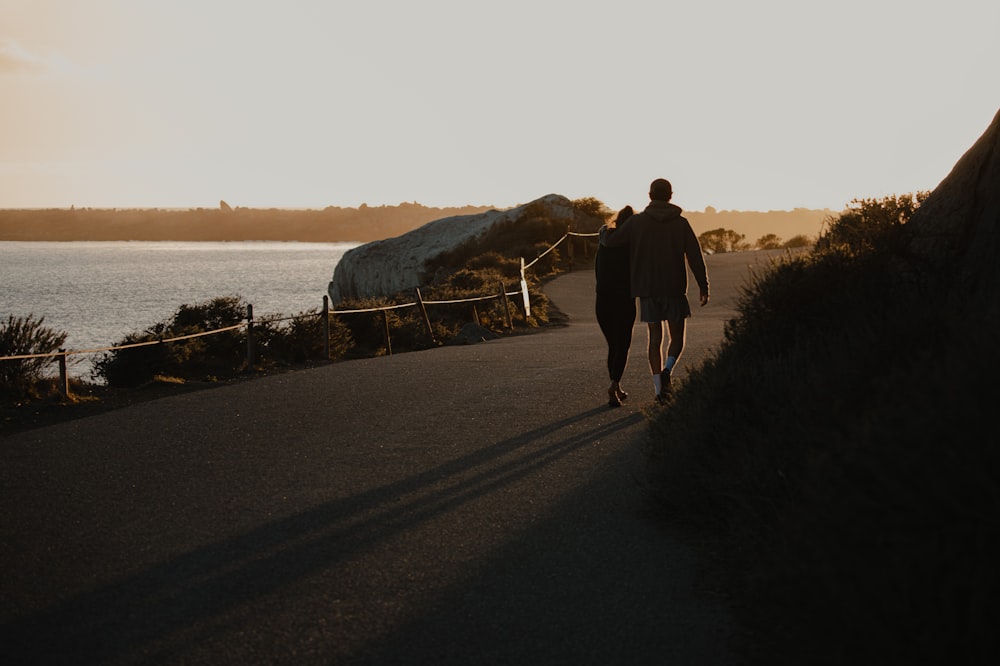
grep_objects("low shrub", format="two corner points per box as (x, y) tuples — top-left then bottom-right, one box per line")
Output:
(95, 296), (252, 386)
(0, 314), (69, 399)
(332, 297), (402, 357)
(815, 192), (929, 255)
(258, 309), (354, 365)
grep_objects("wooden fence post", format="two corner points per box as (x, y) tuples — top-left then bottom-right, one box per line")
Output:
(382, 309), (393, 356)
(499, 281), (513, 330)
(566, 226), (574, 265)
(322, 295), (331, 360)
(58, 349), (71, 399)
(246, 304), (256, 368)
(519, 257), (531, 319)
(471, 303), (480, 326)
(415, 288), (436, 344)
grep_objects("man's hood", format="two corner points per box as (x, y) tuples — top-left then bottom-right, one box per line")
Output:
(644, 201), (683, 222)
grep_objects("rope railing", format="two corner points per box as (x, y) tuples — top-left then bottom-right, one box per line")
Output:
(421, 291), (519, 306)
(330, 302), (418, 314)
(0, 324), (248, 361)
(264, 313), (319, 324)
(2, 228), (601, 394)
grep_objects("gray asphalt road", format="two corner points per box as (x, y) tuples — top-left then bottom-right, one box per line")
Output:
(1, 251), (786, 665)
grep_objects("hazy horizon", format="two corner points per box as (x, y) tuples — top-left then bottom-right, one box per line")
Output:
(0, 200), (838, 214)
(2, 1), (998, 213)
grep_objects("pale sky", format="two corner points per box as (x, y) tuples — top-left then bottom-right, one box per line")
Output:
(2, 0), (998, 213)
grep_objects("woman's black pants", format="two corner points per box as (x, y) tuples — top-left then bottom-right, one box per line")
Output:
(596, 294), (636, 382)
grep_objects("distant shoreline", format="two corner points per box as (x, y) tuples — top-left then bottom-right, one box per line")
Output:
(0, 204), (494, 243)
(0, 204), (835, 244)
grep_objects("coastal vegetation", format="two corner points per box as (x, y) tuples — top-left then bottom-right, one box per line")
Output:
(90, 295), (356, 387)
(647, 191), (997, 663)
(0, 315), (67, 398)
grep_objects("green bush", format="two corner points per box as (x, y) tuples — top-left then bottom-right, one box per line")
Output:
(754, 233), (783, 250)
(258, 310), (354, 365)
(0, 314), (69, 397)
(699, 227), (750, 253)
(95, 298), (357, 387)
(95, 296), (252, 386)
(464, 251), (520, 274)
(333, 297), (401, 357)
(815, 192), (928, 255)
(782, 234), (813, 249)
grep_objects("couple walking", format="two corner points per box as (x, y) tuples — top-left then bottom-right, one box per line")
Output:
(595, 178), (710, 407)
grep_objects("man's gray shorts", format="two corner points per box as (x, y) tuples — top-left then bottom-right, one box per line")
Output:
(640, 295), (691, 323)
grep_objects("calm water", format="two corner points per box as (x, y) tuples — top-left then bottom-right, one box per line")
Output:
(0, 241), (359, 378)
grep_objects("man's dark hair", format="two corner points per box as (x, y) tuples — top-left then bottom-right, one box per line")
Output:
(649, 178), (673, 202)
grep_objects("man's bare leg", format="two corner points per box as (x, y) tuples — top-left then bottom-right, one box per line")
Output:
(647, 321), (664, 397)
(660, 318), (687, 396)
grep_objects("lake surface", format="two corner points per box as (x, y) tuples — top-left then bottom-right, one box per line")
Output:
(0, 241), (359, 378)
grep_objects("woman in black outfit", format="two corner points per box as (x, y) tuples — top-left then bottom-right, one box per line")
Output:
(595, 206), (636, 407)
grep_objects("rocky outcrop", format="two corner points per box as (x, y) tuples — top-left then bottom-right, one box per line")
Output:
(328, 194), (578, 304)
(907, 108), (1000, 275)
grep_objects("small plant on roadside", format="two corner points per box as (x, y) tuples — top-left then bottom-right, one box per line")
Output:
(0, 314), (69, 399)
(332, 297), (400, 357)
(258, 310), (354, 365)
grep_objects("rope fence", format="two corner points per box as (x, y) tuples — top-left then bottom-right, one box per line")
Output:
(2, 230), (600, 396)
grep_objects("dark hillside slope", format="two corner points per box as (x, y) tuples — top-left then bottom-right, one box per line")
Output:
(647, 108), (1000, 664)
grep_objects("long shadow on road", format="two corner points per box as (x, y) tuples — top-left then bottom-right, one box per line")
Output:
(355, 445), (736, 666)
(3, 407), (648, 665)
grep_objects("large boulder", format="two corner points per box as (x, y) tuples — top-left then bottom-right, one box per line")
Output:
(328, 194), (578, 304)
(907, 108), (1000, 276)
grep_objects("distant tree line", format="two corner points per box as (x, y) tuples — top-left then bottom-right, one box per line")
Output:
(697, 227), (813, 254)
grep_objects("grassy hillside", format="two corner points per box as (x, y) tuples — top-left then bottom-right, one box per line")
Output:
(647, 194), (998, 663)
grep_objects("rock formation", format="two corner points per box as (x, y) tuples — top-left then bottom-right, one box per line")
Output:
(907, 108), (1000, 277)
(328, 194), (579, 304)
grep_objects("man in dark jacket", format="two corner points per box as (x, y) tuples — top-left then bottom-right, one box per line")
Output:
(599, 178), (709, 403)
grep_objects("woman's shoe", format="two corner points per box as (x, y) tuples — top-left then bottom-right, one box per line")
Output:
(608, 387), (623, 408)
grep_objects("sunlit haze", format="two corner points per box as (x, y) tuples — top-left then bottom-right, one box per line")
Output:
(2, 0), (998, 213)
